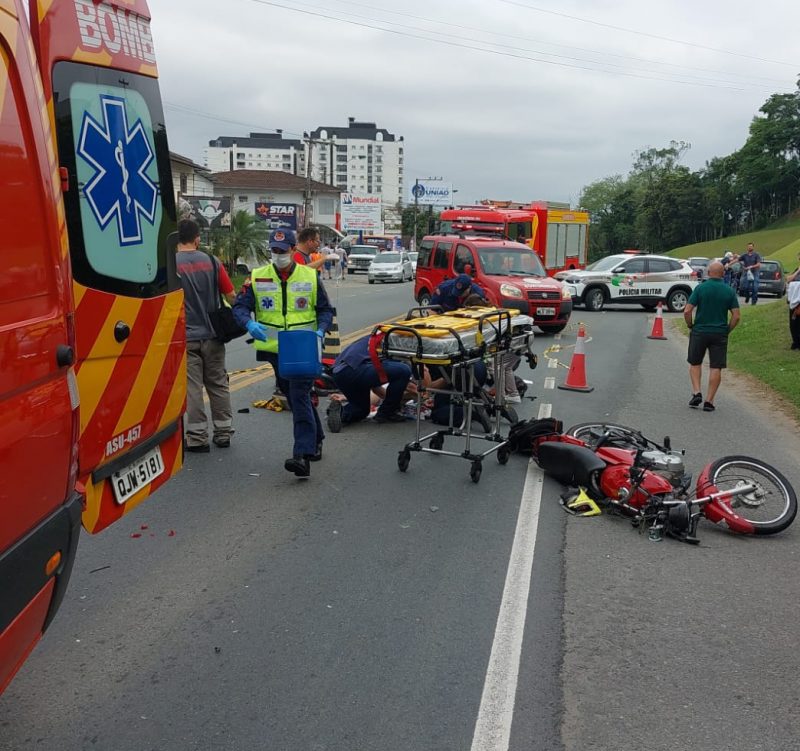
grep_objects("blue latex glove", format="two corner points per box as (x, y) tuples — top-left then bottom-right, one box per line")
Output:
(246, 320), (268, 342)
(316, 329), (325, 339)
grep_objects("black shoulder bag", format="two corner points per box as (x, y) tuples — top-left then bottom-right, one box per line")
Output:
(206, 255), (247, 343)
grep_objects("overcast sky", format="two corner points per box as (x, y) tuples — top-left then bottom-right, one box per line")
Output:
(151, 0), (800, 206)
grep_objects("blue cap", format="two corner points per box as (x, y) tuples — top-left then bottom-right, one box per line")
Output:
(454, 273), (472, 292)
(269, 228), (297, 251)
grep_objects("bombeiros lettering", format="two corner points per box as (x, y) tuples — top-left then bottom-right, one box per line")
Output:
(74, 0), (156, 64)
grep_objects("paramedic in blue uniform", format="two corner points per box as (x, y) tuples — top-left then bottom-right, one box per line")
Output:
(430, 273), (486, 312)
(233, 229), (334, 478)
(327, 335), (412, 429)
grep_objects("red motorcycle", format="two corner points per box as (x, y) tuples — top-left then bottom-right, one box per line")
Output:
(531, 421), (797, 543)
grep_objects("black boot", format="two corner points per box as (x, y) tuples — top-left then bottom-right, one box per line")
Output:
(284, 456), (310, 477)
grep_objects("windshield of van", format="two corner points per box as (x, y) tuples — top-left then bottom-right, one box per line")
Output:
(477, 247), (545, 277)
(373, 253), (401, 264)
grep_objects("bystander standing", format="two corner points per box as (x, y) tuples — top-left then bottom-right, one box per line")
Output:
(175, 219), (236, 451)
(683, 260), (740, 412)
(786, 254), (800, 350)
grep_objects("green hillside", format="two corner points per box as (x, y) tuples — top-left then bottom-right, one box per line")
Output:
(770, 238), (800, 271)
(667, 218), (800, 263)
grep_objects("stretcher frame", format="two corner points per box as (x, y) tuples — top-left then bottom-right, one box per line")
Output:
(374, 307), (535, 483)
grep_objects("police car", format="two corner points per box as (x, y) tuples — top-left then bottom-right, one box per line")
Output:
(555, 253), (698, 312)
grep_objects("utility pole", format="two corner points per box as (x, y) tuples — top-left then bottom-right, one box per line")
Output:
(304, 133), (313, 228)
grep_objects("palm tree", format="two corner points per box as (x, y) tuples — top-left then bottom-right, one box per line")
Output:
(212, 210), (268, 272)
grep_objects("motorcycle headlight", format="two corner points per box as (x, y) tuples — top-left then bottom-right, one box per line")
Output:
(500, 283), (523, 299)
(561, 286), (573, 300)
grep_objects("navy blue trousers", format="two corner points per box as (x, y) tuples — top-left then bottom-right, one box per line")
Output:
(263, 352), (323, 456)
(333, 360), (412, 424)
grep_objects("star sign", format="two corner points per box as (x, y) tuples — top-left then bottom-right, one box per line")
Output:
(77, 94), (158, 245)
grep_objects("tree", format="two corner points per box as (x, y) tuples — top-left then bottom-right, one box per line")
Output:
(211, 210), (268, 271)
(401, 204), (438, 247)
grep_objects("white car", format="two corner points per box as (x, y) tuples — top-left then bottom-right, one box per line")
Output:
(555, 253), (698, 312)
(407, 251), (418, 278)
(346, 244), (379, 274)
(368, 251), (414, 283)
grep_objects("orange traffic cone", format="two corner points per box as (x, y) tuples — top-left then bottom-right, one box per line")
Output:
(647, 302), (668, 340)
(558, 324), (594, 393)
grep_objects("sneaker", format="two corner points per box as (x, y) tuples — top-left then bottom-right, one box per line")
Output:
(284, 456), (310, 477)
(505, 394), (522, 404)
(374, 411), (406, 423)
(212, 436), (231, 448)
(327, 400), (343, 433)
(306, 444), (323, 462)
(702, 401), (716, 412)
(689, 393), (703, 408)
(185, 444), (210, 453)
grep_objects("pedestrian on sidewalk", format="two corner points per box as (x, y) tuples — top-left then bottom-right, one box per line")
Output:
(176, 219), (236, 452)
(233, 229), (334, 478)
(294, 227), (327, 273)
(787, 254), (800, 350)
(683, 260), (741, 412)
(739, 242), (762, 305)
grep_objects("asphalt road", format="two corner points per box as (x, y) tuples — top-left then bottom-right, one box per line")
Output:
(1, 287), (798, 751)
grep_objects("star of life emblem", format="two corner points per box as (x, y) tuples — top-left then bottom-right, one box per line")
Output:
(77, 94), (159, 245)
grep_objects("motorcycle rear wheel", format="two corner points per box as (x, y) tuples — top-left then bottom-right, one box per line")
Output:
(707, 455), (797, 535)
(566, 422), (652, 450)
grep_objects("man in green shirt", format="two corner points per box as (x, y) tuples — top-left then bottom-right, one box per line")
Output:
(683, 261), (740, 412)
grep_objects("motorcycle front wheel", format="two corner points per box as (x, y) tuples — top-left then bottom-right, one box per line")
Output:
(707, 455), (797, 535)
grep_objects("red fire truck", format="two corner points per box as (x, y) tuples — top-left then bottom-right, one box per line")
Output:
(438, 202), (589, 276)
(0, 0), (184, 693)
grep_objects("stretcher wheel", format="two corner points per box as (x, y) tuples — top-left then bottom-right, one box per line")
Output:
(398, 449), (411, 472)
(470, 460), (482, 483)
(497, 446), (510, 465)
(429, 433), (444, 451)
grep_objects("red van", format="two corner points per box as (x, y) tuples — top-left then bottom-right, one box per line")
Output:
(413, 234), (572, 333)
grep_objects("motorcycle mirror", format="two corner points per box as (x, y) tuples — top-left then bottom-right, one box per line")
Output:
(663, 436), (671, 450)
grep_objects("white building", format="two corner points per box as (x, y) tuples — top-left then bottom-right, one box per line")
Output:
(203, 131), (305, 175)
(308, 118), (404, 232)
(170, 151), (214, 203)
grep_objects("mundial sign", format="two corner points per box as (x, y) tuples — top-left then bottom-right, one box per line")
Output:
(409, 181), (453, 206)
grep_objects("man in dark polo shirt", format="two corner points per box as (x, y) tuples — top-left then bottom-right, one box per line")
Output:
(683, 260), (740, 412)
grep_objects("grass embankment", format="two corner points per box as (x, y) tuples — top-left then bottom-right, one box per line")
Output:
(668, 219), (800, 261)
(675, 301), (800, 417)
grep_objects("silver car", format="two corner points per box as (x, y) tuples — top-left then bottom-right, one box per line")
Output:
(555, 253), (699, 312)
(368, 251), (414, 284)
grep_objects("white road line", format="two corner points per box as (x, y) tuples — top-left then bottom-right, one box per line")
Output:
(547, 358), (558, 369)
(537, 401), (552, 419)
(543, 376), (555, 389)
(470, 459), (546, 751)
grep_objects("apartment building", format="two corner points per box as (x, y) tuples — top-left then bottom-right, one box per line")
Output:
(308, 117), (404, 230)
(203, 131), (305, 175)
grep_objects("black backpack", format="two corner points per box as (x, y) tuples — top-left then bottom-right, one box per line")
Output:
(506, 417), (563, 454)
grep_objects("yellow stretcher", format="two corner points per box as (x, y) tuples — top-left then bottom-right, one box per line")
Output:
(371, 306), (537, 484)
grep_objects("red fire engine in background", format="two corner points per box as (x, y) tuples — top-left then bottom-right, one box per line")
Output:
(438, 201), (589, 276)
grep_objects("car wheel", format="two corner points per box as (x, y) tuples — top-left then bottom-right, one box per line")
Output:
(666, 288), (689, 313)
(419, 291), (432, 306)
(584, 288), (605, 312)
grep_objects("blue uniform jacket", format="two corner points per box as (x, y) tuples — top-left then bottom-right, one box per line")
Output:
(430, 278), (486, 311)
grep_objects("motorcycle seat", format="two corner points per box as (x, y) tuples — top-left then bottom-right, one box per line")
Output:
(537, 442), (607, 487)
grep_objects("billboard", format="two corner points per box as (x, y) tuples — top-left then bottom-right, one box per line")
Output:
(254, 202), (299, 230)
(409, 180), (453, 206)
(178, 196), (231, 229)
(340, 192), (382, 233)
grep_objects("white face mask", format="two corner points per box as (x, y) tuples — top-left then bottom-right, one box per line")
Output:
(272, 252), (292, 269)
